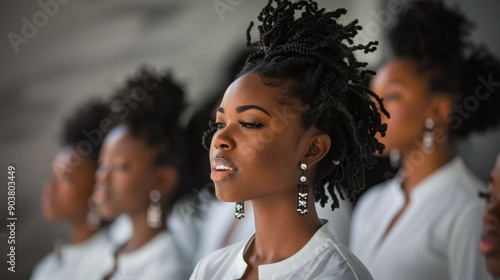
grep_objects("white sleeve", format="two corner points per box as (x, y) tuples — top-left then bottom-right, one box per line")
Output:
(447, 200), (491, 280)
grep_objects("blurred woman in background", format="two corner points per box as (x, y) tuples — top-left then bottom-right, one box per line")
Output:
(92, 66), (193, 280)
(350, 1), (500, 280)
(481, 153), (500, 278)
(31, 100), (110, 280)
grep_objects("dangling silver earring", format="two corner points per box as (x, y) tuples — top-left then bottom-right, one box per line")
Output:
(389, 149), (401, 168)
(147, 190), (162, 229)
(297, 162), (308, 216)
(423, 118), (435, 154)
(87, 198), (101, 230)
(235, 202), (245, 219)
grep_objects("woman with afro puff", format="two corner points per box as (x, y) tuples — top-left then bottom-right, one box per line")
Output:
(350, 1), (500, 280)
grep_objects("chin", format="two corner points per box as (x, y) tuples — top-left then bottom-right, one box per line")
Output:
(97, 207), (118, 221)
(43, 214), (59, 222)
(42, 209), (59, 222)
(486, 258), (500, 277)
(214, 184), (238, 203)
(214, 188), (232, 203)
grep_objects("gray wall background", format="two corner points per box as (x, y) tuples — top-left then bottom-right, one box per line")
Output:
(0, 0), (498, 279)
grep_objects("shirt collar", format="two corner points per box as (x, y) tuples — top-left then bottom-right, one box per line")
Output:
(392, 156), (468, 202)
(116, 231), (174, 267)
(234, 219), (336, 279)
(55, 230), (108, 262)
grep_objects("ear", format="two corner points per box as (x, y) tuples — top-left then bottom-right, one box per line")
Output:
(427, 94), (452, 124)
(153, 166), (178, 198)
(302, 133), (331, 167)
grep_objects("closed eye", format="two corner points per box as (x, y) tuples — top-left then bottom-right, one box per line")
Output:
(239, 121), (263, 129)
(385, 92), (402, 101)
(214, 122), (226, 129)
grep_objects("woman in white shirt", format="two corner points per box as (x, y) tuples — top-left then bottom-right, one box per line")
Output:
(481, 154), (500, 278)
(190, 0), (389, 279)
(31, 101), (111, 280)
(191, 194), (353, 269)
(350, 1), (500, 280)
(92, 67), (192, 280)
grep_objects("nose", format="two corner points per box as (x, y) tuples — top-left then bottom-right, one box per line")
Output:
(95, 163), (110, 184)
(484, 200), (500, 227)
(212, 125), (236, 150)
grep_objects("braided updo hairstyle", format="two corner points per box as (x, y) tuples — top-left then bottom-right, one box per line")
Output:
(390, 0), (500, 138)
(203, 0), (389, 210)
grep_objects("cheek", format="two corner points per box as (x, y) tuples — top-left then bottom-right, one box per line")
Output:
(112, 171), (153, 205)
(56, 183), (88, 213)
(243, 130), (297, 185)
(383, 102), (426, 146)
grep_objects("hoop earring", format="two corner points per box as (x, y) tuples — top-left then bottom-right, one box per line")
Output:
(423, 118), (434, 154)
(297, 162), (308, 216)
(147, 190), (162, 229)
(87, 198), (101, 230)
(235, 201), (245, 219)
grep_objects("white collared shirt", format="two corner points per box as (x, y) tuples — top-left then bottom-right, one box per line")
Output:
(191, 190), (353, 269)
(30, 230), (111, 280)
(350, 157), (491, 280)
(97, 231), (190, 280)
(190, 220), (373, 280)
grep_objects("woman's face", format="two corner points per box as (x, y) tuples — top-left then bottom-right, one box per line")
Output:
(371, 58), (434, 156)
(210, 72), (319, 203)
(42, 147), (96, 222)
(93, 124), (160, 220)
(482, 154), (500, 276)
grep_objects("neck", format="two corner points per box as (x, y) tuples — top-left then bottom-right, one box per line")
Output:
(400, 141), (453, 199)
(70, 218), (98, 244)
(248, 189), (322, 264)
(119, 210), (166, 254)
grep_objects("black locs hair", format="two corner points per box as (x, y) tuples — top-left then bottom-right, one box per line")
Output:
(390, 0), (500, 137)
(203, 0), (389, 210)
(62, 99), (110, 164)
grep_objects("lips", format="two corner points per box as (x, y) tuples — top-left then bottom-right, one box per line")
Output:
(210, 157), (238, 182)
(481, 232), (499, 255)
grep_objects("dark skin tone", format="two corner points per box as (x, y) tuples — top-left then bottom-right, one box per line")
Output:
(371, 58), (453, 241)
(42, 146), (99, 243)
(210, 73), (331, 280)
(481, 154), (500, 276)
(93, 124), (177, 254)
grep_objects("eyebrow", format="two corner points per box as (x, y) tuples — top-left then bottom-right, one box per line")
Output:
(490, 176), (494, 184)
(216, 105), (272, 117)
(236, 105), (271, 116)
